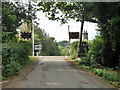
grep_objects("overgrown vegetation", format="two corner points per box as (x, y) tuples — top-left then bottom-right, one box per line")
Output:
(2, 2), (120, 88)
(58, 40), (70, 56)
(34, 26), (61, 56)
(74, 59), (120, 88)
(70, 41), (79, 59)
(58, 46), (68, 56)
(2, 2), (68, 80)
(2, 2), (36, 80)
(2, 40), (32, 80)
(71, 36), (120, 87)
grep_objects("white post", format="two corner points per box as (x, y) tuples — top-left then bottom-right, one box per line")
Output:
(37, 52), (38, 56)
(68, 25), (71, 56)
(32, 20), (34, 56)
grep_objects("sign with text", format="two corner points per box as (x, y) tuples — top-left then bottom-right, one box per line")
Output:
(35, 45), (42, 50)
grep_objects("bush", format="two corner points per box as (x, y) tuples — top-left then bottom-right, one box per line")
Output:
(73, 58), (120, 87)
(2, 41), (31, 79)
(3, 61), (22, 77)
(92, 68), (120, 82)
(85, 36), (104, 66)
(71, 41), (79, 58)
(78, 59), (86, 65)
(58, 46), (68, 56)
(97, 69), (103, 76)
(102, 70), (119, 82)
(2, 32), (17, 43)
(78, 57), (90, 66)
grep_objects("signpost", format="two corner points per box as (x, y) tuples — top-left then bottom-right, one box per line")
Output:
(66, 46), (70, 51)
(35, 45), (42, 50)
(66, 46), (70, 56)
(35, 45), (42, 56)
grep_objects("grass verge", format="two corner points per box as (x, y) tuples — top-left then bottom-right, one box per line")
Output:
(20, 56), (38, 70)
(2, 56), (38, 80)
(67, 58), (120, 88)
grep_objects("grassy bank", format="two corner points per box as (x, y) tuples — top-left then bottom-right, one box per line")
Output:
(21, 56), (38, 69)
(67, 58), (120, 88)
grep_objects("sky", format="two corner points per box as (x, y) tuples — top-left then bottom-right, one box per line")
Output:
(36, 11), (98, 42)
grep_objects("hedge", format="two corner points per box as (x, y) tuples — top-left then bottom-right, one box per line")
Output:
(2, 41), (31, 79)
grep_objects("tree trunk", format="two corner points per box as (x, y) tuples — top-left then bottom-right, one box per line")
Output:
(78, 16), (84, 57)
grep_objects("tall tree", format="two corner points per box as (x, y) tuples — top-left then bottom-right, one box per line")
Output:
(92, 3), (120, 68)
(2, 2), (36, 38)
(34, 25), (60, 56)
(83, 2), (120, 68)
(37, 2), (120, 68)
(37, 2), (98, 57)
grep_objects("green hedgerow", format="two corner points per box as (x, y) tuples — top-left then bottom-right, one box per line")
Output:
(3, 61), (22, 78)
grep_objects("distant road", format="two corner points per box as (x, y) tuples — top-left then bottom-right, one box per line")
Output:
(22, 56), (115, 88)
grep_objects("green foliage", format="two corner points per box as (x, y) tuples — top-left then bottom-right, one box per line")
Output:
(26, 56), (38, 65)
(71, 40), (90, 58)
(71, 41), (79, 58)
(73, 58), (120, 88)
(2, 2), (24, 33)
(85, 33), (120, 69)
(34, 26), (60, 56)
(3, 61), (22, 77)
(37, 2), (97, 24)
(58, 40), (70, 47)
(38, 2), (120, 68)
(91, 3), (120, 68)
(58, 46), (68, 56)
(2, 32), (17, 43)
(93, 68), (120, 82)
(2, 2), (37, 80)
(58, 40), (70, 56)
(89, 36), (104, 65)
(2, 2), (36, 39)
(2, 41), (31, 79)
(79, 57), (90, 66)
(80, 40), (90, 56)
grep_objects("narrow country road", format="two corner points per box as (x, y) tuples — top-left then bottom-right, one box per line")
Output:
(22, 56), (114, 88)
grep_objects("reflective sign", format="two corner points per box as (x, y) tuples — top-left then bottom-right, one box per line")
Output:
(69, 32), (79, 39)
(21, 32), (32, 39)
(35, 45), (42, 50)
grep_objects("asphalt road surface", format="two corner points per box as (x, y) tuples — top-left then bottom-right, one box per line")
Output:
(22, 56), (115, 88)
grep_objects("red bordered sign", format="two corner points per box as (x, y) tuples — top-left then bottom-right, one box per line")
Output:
(20, 31), (32, 40)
